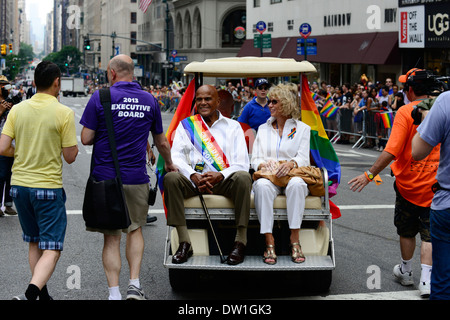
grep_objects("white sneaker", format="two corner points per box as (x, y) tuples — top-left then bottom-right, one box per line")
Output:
(393, 264), (414, 286)
(419, 281), (430, 298)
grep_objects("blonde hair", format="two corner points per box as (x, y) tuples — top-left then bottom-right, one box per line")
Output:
(268, 83), (301, 120)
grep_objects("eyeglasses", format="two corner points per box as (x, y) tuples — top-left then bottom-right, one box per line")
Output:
(257, 86), (269, 91)
(268, 99), (279, 105)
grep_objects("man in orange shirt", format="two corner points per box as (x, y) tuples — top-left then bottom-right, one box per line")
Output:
(349, 69), (440, 298)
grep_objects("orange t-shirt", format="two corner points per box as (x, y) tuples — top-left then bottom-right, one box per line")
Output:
(384, 101), (440, 207)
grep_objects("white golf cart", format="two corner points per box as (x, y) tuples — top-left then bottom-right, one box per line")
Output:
(163, 57), (335, 293)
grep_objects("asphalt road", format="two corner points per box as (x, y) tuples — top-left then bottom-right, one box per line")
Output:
(0, 95), (426, 302)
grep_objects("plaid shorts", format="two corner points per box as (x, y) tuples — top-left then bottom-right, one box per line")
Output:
(393, 182), (431, 242)
(10, 186), (67, 251)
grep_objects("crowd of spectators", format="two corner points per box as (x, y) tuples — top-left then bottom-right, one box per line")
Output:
(310, 77), (407, 150)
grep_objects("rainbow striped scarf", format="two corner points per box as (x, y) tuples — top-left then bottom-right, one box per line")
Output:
(181, 114), (230, 172)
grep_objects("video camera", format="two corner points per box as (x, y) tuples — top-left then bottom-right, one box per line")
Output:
(405, 70), (450, 96)
(407, 70), (449, 125)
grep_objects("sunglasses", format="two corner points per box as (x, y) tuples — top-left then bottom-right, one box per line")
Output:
(268, 99), (279, 105)
(257, 86), (269, 91)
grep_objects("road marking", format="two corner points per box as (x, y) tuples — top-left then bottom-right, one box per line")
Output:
(5, 206), (393, 217)
(293, 290), (424, 300)
(339, 204), (395, 210)
(66, 209), (165, 215)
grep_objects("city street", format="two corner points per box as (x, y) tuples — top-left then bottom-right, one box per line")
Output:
(0, 95), (426, 301)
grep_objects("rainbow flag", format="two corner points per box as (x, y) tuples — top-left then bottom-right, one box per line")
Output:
(156, 78), (196, 214)
(311, 92), (320, 101)
(320, 95), (338, 118)
(381, 112), (394, 129)
(301, 75), (341, 219)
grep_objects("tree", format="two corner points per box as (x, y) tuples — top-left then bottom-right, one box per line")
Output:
(43, 46), (82, 75)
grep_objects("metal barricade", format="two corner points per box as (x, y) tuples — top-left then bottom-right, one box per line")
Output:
(327, 109), (395, 150)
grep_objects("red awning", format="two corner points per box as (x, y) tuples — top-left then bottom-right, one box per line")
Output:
(237, 32), (400, 65)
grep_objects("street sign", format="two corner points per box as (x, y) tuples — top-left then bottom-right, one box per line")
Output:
(256, 21), (267, 34)
(299, 23), (312, 39)
(297, 38), (317, 55)
(171, 50), (178, 58)
(253, 34), (272, 49)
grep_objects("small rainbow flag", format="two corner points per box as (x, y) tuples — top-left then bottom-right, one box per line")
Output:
(381, 112), (394, 129)
(320, 95), (339, 118)
(311, 92), (320, 101)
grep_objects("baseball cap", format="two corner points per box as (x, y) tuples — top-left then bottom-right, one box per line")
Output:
(255, 78), (270, 88)
(0, 75), (10, 85)
(398, 68), (424, 83)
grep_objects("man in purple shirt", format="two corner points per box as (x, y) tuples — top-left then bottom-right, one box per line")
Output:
(80, 54), (177, 300)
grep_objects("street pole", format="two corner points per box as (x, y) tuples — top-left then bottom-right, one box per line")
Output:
(164, 0), (170, 86)
(111, 32), (116, 59)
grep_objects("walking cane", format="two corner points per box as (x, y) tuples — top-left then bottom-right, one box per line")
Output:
(195, 162), (227, 264)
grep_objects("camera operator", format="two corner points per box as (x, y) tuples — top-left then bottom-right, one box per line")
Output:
(348, 68), (442, 298)
(0, 76), (17, 216)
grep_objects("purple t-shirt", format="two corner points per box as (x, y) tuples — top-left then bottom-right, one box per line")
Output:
(80, 81), (163, 184)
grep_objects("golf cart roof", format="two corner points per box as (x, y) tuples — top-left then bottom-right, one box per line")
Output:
(183, 57), (317, 78)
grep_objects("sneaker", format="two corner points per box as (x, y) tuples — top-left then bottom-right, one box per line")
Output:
(4, 206), (17, 215)
(393, 264), (414, 286)
(146, 215), (157, 224)
(126, 285), (148, 300)
(419, 281), (430, 298)
(0, 210), (4, 217)
(12, 294), (27, 300)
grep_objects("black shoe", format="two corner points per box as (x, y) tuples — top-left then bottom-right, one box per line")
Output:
(172, 242), (193, 264)
(227, 241), (246, 265)
(146, 215), (157, 224)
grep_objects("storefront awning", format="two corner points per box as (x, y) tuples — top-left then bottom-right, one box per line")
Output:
(237, 32), (400, 65)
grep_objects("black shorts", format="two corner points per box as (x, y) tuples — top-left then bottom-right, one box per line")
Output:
(394, 182), (431, 242)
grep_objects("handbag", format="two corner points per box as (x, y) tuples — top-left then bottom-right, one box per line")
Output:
(253, 162), (325, 196)
(82, 88), (131, 230)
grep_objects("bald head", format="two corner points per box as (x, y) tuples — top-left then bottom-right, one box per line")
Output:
(108, 54), (134, 84)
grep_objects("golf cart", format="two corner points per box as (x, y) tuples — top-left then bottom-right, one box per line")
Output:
(163, 57), (335, 293)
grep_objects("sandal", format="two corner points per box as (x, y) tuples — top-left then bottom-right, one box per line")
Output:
(263, 245), (277, 265)
(290, 242), (306, 264)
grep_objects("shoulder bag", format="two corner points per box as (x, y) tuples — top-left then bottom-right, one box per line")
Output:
(82, 88), (131, 230)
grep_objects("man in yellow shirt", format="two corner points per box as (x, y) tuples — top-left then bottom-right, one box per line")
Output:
(0, 61), (78, 300)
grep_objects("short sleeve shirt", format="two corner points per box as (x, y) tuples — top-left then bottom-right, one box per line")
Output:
(80, 81), (163, 184)
(384, 101), (440, 207)
(417, 92), (450, 210)
(237, 97), (271, 131)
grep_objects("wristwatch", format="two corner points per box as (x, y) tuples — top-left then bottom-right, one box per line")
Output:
(365, 170), (375, 181)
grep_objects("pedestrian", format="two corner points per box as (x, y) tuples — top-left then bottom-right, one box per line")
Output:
(412, 90), (450, 300)
(0, 61), (79, 300)
(237, 78), (272, 131)
(164, 85), (252, 266)
(0, 76), (17, 217)
(80, 54), (177, 300)
(26, 81), (36, 99)
(348, 69), (440, 298)
(251, 83), (310, 265)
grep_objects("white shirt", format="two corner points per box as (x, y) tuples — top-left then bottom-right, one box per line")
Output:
(251, 117), (311, 171)
(171, 111), (249, 181)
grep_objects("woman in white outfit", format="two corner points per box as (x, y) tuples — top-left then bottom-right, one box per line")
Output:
(251, 83), (311, 265)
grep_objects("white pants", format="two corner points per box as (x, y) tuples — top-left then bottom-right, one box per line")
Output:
(253, 177), (308, 234)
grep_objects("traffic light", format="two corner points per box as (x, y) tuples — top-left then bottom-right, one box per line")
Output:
(84, 39), (91, 50)
(8, 44), (12, 53)
(0, 44), (6, 56)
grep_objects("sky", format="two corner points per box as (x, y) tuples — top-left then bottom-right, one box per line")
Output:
(25, 0), (54, 45)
